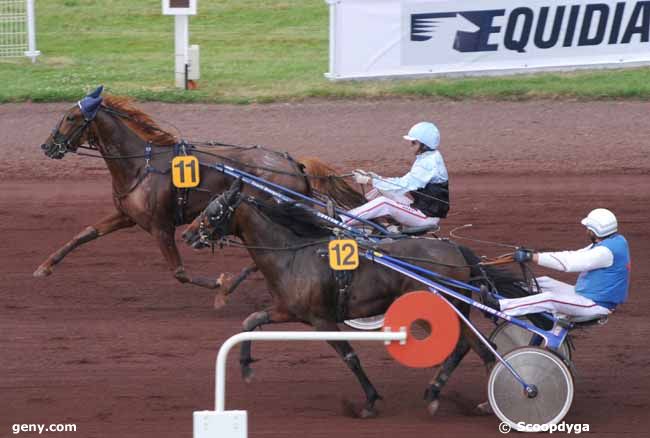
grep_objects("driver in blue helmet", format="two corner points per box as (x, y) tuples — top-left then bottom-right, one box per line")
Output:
(344, 122), (450, 233)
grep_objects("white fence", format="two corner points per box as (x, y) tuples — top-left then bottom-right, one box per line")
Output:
(325, 0), (650, 80)
(0, 0), (39, 61)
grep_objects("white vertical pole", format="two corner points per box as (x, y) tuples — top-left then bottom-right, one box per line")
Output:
(25, 0), (40, 62)
(325, 0), (337, 79)
(174, 14), (189, 88)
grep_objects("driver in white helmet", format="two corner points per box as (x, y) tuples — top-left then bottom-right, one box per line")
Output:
(344, 122), (449, 233)
(482, 208), (631, 321)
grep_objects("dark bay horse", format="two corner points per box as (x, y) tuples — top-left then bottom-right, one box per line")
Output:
(37, 88), (363, 306)
(182, 180), (531, 418)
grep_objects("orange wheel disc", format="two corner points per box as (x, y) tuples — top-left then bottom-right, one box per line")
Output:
(384, 291), (460, 368)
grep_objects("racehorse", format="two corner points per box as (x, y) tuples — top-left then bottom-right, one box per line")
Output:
(182, 179), (533, 418)
(36, 87), (363, 306)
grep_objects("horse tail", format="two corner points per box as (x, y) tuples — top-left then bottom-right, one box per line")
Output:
(458, 245), (551, 329)
(299, 157), (365, 209)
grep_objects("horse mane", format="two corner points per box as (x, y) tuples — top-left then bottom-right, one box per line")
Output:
(253, 200), (332, 238)
(102, 95), (177, 146)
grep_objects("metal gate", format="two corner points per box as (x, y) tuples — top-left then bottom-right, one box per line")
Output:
(0, 0), (39, 61)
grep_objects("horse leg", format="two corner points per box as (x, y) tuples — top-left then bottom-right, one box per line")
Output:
(465, 329), (497, 415)
(423, 335), (471, 416)
(34, 211), (135, 277)
(424, 324), (496, 417)
(239, 307), (294, 383)
(224, 264), (259, 297)
(314, 320), (381, 419)
(154, 226), (227, 301)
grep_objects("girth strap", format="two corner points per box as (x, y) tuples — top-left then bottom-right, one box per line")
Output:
(334, 269), (353, 322)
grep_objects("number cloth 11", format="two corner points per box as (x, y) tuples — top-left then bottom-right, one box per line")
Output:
(172, 156), (200, 188)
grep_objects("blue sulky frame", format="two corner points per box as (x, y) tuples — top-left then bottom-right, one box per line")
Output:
(205, 159), (570, 394)
(365, 251), (569, 395)
(209, 162), (391, 238)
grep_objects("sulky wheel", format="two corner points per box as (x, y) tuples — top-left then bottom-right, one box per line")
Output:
(489, 321), (571, 361)
(344, 314), (385, 330)
(488, 347), (574, 431)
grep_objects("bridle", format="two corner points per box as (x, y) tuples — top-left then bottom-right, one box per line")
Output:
(44, 104), (178, 161)
(195, 189), (244, 247)
(44, 102), (96, 159)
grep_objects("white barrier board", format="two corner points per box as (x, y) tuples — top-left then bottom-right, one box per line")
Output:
(325, 0), (650, 79)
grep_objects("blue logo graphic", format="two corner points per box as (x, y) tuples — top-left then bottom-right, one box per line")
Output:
(410, 12), (456, 42)
(409, 2), (650, 53)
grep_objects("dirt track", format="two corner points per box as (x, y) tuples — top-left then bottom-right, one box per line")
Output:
(1, 100), (649, 437)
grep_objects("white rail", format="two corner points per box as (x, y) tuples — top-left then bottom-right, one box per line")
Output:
(214, 330), (407, 412)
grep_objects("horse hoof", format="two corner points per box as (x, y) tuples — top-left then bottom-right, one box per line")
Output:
(213, 292), (227, 310)
(341, 400), (378, 419)
(474, 401), (493, 415)
(427, 399), (440, 417)
(359, 407), (378, 419)
(33, 266), (52, 277)
(242, 366), (254, 383)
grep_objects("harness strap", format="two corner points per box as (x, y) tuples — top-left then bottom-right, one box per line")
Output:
(174, 188), (190, 226)
(113, 142), (174, 199)
(144, 144), (152, 167)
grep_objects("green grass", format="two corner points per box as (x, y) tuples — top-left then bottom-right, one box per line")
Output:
(2, 0), (650, 103)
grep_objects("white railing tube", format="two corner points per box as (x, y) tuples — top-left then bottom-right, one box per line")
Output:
(215, 330), (406, 412)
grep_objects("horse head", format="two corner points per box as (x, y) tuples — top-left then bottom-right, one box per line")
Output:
(41, 86), (104, 159)
(182, 179), (244, 249)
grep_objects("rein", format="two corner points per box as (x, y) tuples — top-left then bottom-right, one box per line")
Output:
(72, 144), (172, 160)
(212, 237), (331, 252)
(52, 101), (453, 211)
(195, 192), (514, 270)
(61, 105), (449, 204)
(449, 224), (519, 249)
(193, 148), (352, 180)
(194, 141), (450, 204)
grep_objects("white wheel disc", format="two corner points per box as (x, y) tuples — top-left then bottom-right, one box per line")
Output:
(488, 347), (574, 432)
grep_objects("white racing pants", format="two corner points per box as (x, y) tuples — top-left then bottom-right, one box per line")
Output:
(499, 276), (612, 320)
(343, 188), (439, 228)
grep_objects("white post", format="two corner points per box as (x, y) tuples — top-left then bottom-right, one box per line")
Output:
(324, 0), (338, 79)
(24, 0), (40, 62)
(174, 14), (189, 88)
(214, 330), (406, 412)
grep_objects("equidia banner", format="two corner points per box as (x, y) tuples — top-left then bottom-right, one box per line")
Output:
(324, 0), (650, 79)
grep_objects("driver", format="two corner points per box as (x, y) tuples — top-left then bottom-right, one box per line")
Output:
(344, 121), (449, 233)
(481, 208), (631, 320)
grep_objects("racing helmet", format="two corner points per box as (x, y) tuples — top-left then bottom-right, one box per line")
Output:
(403, 122), (440, 150)
(581, 208), (618, 237)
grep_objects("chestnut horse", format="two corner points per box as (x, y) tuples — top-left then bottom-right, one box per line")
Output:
(37, 87), (363, 305)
